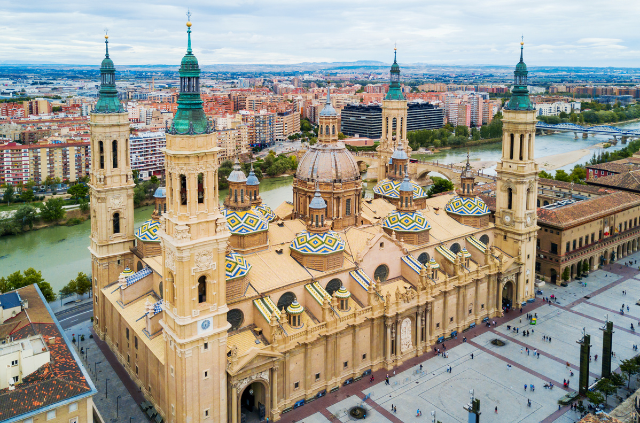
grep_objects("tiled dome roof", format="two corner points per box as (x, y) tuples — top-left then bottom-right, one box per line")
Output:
(135, 218), (160, 242)
(445, 196), (490, 216)
(290, 231), (345, 255)
(225, 251), (252, 280)
(224, 209), (268, 235)
(286, 300), (304, 315)
(334, 286), (351, 299)
(382, 210), (431, 232)
(374, 178), (427, 200)
(252, 204), (276, 222)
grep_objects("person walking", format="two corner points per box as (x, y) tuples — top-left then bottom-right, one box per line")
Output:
(471, 353), (474, 359)
(495, 406), (498, 414)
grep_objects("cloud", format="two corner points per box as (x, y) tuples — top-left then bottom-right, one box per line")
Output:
(0, 0), (639, 66)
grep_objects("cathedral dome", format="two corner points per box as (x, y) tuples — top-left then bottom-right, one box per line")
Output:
(246, 166), (259, 186)
(253, 204), (276, 222)
(373, 178), (427, 200)
(135, 218), (161, 242)
(382, 210), (431, 233)
(224, 209), (269, 235)
(444, 196), (490, 216)
(290, 231), (345, 255)
(225, 251), (252, 280)
(295, 143), (360, 183)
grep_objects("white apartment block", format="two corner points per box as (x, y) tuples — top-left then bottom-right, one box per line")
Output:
(535, 102), (581, 117)
(129, 132), (166, 179)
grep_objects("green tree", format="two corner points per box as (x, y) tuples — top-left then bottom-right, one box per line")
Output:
(538, 170), (554, 180)
(426, 177), (455, 198)
(13, 205), (38, 230)
(20, 188), (35, 203)
(585, 390), (605, 408)
(61, 272), (91, 299)
(150, 175), (159, 185)
(570, 165), (587, 184)
(561, 267), (570, 282)
(582, 260), (589, 274)
(40, 198), (66, 223)
(595, 377), (618, 404)
(67, 183), (89, 203)
(79, 199), (90, 213)
(620, 358), (640, 389)
(0, 268), (56, 302)
(338, 132), (346, 140)
(3, 185), (14, 205)
(554, 170), (572, 182)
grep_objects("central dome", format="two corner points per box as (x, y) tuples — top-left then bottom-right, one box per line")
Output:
(295, 143), (360, 183)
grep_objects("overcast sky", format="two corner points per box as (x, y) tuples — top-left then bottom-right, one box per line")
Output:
(3, 0), (640, 67)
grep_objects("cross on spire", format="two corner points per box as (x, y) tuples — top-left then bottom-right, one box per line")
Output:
(104, 28), (109, 58)
(187, 9), (192, 22)
(186, 9), (193, 53)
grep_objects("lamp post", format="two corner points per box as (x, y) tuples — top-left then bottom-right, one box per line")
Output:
(116, 395), (121, 419)
(85, 347), (90, 363)
(105, 378), (109, 399)
(94, 361), (102, 379)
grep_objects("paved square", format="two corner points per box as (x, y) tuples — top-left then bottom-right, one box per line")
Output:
(287, 262), (640, 423)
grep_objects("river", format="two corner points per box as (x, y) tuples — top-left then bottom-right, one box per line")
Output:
(2, 121), (639, 292)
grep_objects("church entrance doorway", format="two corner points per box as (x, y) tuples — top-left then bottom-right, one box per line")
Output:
(502, 280), (514, 311)
(240, 381), (267, 423)
(550, 269), (557, 285)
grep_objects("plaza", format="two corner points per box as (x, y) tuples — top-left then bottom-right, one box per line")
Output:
(284, 258), (640, 423)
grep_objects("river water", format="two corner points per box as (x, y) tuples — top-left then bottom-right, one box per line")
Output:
(2, 121), (639, 292)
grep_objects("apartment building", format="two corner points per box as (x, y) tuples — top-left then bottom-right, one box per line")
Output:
(275, 109), (301, 141)
(240, 110), (276, 147)
(22, 99), (52, 116)
(0, 142), (29, 185)
(129, 131), (166, 179)
(535, 101), (581, 117)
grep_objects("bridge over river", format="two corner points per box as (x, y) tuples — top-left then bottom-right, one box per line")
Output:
(536, 122), (640, 139)
(353, 153), (496, 186)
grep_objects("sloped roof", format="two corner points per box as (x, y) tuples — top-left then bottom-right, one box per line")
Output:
(588, 169), (640, 193)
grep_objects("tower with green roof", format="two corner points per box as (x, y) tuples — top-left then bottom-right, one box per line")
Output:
(494, 40), (539, 310)
(160, 16), (230, 423)
(90, 34), (136, 341)
(377, 47), (409, 181)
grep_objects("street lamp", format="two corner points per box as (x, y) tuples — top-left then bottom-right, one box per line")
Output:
(105, 378), (109, 399)
(94, 361), (102, 379)
(85, 347), (90, 363)
(116, 395), (121, 419)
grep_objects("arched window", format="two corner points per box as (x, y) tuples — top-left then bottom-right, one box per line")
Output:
(167, 272), (175, 302)
(537, 199), (540, 207)
(197, 173), (204, 204)
(332, 125), (335, 135)
(180, 175), (187, 205)
(374, 264), (389, 283)
(526, 188), (531, 210)
(519, 134), (524, 161)
(418, 252), (430, 265)
(112, 212), (120, 234)
(277, 292), (296, 311)
(507, 188), (513, 210)
(345, 198), (351, 216)
(325, 125), (330, 135)
(480, 234), (490, 245)
(320, 125), (323, 135)
(99, 141), (104, 169)
(159, 282), (163, 299)
(241, 189), (244, 203)
(543, 200), (549, 206)
(234, 189), (238, 203)
(450, 243), (461, 254)
(136, 261), (143, 272)
(112, 140), (118, 169)
(509, 134), (514, 160)
(227, 309), (244, 331)
(198, 276), (206, 303)
(326, 279), (342, 296)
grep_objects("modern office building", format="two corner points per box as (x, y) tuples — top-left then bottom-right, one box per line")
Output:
(341, 101), (443, 138)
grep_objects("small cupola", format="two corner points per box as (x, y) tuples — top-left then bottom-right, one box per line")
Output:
(334, 286), (351, 312)
(389, 143), (409, 180)
(224, 159), (251, 211)
(459, 151), (476, 197)
(308, 185), (331, 233)
(397, 175), (416, 212)
(246, 162), (262, 206)
(286, 300), (304, 328)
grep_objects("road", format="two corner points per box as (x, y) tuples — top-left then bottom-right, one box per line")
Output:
(55, 301), (93, 329)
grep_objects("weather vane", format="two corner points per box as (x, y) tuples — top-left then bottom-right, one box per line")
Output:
(104, 28), (108, 37)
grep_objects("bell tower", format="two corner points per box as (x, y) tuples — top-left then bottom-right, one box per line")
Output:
(377, 48), (408, 181)
(494, 40), (538, 305)
(158, 16), (231, 423)
(89, 34), (135, 337)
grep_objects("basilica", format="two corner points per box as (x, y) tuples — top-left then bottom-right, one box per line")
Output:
(91, 22), (538, 423)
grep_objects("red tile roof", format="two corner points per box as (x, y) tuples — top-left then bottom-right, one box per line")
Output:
(588, 169), (640, 193)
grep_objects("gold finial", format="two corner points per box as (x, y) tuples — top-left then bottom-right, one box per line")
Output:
(186, 9), (192, 27)
(521, 35), (524, 46)
(104, 28), (108, 40)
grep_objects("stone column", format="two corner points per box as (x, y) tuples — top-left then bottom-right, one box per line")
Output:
(416, 307), (423, 355)
(231, 384), (238, 423)
(395, 317), (401, 363)
(271, 366), (279, 418)
(385, 320), (392, 367)
(352, 325), (358, 374)
(305, 343), (311, 392)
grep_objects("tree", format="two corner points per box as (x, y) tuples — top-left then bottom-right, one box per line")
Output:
(596, 377), (618, 404)
(20, 188), (34, 203)
(561, 267), (570, 282)
(426, 177), (455, 198)
(40, 198), (66, 223)
(570, 165), (587, 184)
(338, 132), (346, 140)
(61, 272), (91, 299)
(585, 390), (605, 408)
(582, 260), (590, 274)
(0, 268), (56, 302)
(554, 170), (572, 182)
(3, 185), (14, 205)
(67, 183), (89, 203)
(619, 358), (640, 389)
(13, 205), (38, 230)
(79, 199), (90, 213)
(150, 175), (159, 185)
(538, 170), (554, 180)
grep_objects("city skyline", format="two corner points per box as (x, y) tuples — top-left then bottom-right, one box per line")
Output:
(3, 0), (640, 67)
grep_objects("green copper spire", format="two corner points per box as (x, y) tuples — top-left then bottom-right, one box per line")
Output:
(505, 40), (534, 111)
(385, 47), (404, 101)
(94, 34), (124, 114)
(169, 13), (210, 135)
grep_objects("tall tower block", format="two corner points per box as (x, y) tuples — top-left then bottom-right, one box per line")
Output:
(494, 41), (538, 306)
(377, 48), (408, 181)
(89, 35), (135, 337)
(158, 18), (231, 423)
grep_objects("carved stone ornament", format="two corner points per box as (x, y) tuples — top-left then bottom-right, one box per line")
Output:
(110, 195), (123, 210)
(501, 273), (516, 284)
(236, 370), (270, 393)
(400, 318), (412, 353)
(194, 250), (214, 271)
(165, 250), (176, 272)
(502, 211), (514, 227)
(525, 212), (535, 227)
(500, 179), (515, 193)
(174, 225), (191, 242)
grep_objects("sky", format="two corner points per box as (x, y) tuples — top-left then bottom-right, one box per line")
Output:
(3, 0), (640, 67)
